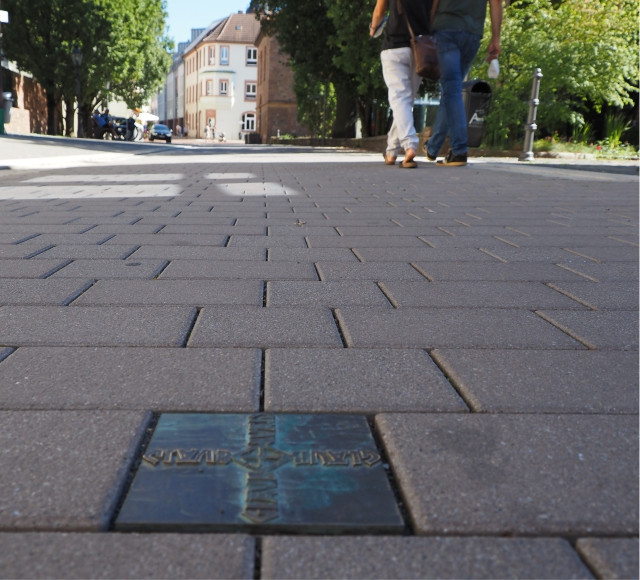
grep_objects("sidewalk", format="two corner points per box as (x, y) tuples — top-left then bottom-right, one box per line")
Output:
(0, 135), (637, 579)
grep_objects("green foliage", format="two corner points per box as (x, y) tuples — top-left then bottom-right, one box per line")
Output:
(470, 0), (639, 148)
(604, 112), (632, 148)
(294, 76), (337, 138)
(2, 0), (173, 134)
(326, 0), (387, 123)
(250, 0), (388, 136)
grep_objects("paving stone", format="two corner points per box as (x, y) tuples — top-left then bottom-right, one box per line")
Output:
(561, 246), (639, 262)
(0, 306), (197, 347)
(308, 235), (428, 248)
(14, 233), (114, 245)
(554, 262), (639, 282)
(491, 234), (638, 248)
(188, 307), (343, 348)
(264, 348), (467, 413)
(73, 279), (263, 306)
(0, 279), (92, 306)
(0, 224), (90, 234)
(412, 262), (589, 281)
(49, 259), (168, 279)
(476, 246), (605, 263)
(576, 537), (639, 580)
(537, 310), (639, 350)
(128, 246), (265, 261)
(0, 259), (70, 278)
(335, 307), (583, 349)
(0, 243), (54, 259)
(415, 235), (501, 249)
(0, 347), (260, 411)
(332, 225), (446, 237)
(261, 536), (593, 580)
(136, 216), (237, 226)
(547, 281), (639, 310)
(376, 413), (638, 535)
(316, 262), (426, 281)
(103, 233), (228, 246)
(80, 224), (166, 234)
(354, 247), (498, 262)
(267, 225), (340, 237)
(157, 225), (268, 236)
(159, 260), (318, 280)
(431, 349), (638, 413)
(33, 244), (138, 259)
(267, 281), (391, 307)
(268, 248), (359, 262)
(381, 281), (583, 308)
(226, 235), (308, 248)
(0, 532), (255, 579)
(0, 410), (147, 530)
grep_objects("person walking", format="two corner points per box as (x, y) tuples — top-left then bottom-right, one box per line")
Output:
(370, 0), (432, 168)
(425, 0), (502, 167)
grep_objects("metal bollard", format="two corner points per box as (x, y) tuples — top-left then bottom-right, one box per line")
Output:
(519, 68), (543, 162)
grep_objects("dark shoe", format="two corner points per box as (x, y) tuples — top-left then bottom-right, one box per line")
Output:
(423, 141), (437, 162)
(436, 150), (467, 167)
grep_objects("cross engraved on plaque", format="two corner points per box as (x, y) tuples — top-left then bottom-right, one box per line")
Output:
(115, 413), (404, 533)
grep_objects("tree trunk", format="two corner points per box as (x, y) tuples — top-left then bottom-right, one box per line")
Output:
(46, 91), (57, 135)
(332, 86), (356, 139)
(64, 97), (74, 136)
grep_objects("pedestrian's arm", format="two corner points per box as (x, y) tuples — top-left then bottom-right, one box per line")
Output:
(487, 0), (503, 60)
(370, 0), (388, 37)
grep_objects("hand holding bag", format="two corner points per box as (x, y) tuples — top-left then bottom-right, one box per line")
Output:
(398, 0), (440, 81)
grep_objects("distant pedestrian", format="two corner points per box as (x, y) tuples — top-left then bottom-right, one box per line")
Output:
(370, 0), (432, 168)
(424, 0), (502, 166)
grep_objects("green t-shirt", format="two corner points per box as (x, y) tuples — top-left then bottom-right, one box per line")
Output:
(432, 0), (488, 36)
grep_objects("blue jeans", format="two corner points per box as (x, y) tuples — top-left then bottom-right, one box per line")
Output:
(426, 29), (481, 157)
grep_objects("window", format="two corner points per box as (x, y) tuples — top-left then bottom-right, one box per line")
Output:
(220, 46), (229, 66)
(246, 47), (257, 65)
(242, 112), (256, 132)
(245, 82), (257, 100)
(206, 80), (213, 96)
(208, 46), (215, 65)
(219, 80), (228, 95)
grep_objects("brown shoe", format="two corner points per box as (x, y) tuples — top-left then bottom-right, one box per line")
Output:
(401, 148), (417, 168)
(436, 150), (467, 167)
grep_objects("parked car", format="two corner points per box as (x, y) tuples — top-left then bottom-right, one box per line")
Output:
(149, 123), (172, 143)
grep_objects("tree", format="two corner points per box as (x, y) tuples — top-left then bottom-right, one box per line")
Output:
(2, 0), (172, 136)
(471, 0), (639, 147)
(249, 0), (389, 137)
(326, 0), (388, 137)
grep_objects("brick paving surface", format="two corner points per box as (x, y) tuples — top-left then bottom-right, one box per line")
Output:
(0, 135), (637, 578)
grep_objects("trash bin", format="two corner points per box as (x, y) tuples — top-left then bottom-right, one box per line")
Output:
(462, 80), (491, 147)
(413, 103), (427, 133)
(244, 132), (261, 144)
(2, 92), (13, 124)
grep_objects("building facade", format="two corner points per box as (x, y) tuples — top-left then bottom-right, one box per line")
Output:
(255, 32), (307, 144)
(157, 12), (261, 141)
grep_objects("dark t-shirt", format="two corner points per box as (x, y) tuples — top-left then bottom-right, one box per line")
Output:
(382, 0), (432, 51)
(432, 0), (488, 36)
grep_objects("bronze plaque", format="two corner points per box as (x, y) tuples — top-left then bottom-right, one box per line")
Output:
(115, 413), (405, 533)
